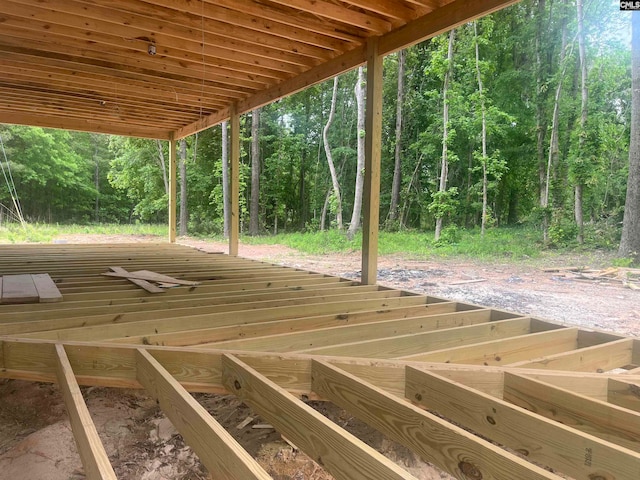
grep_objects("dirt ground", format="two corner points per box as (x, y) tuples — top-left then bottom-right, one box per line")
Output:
(1, 233), (638, 479)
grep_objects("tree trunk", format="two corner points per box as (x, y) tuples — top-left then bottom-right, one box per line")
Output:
(92, 135), (99, 222)
(323, 77), (343, 230)
(221, 120), (230, 239)
(320, 188), (332, 231)
(619, 12), (640, 263)
(389, 49), (406, 226)
(179, 138), (188, 236)
(535, 0), (547, 218)
(474, 21), (489, 237)
(249, 108), (260, 236)
(155, 139), (169, 196)
(435, 28), (456, 241)
(543, 4), (568, 244)
(347, 66), (366, 240)
(574, 0), (587, 244)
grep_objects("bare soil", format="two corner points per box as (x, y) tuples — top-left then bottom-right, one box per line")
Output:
(1, 233), (638, 479)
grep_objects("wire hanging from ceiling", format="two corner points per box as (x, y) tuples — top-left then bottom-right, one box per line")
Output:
(0, 132), (26, 229)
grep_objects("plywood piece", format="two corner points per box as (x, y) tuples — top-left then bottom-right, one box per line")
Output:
(2, 274), (39, 304)
(222, 354), (416, 480)
(54, 344), (117, 480)
(312, 360), (559, 480)
(136, 349), (271, 479)
(32, 273), (63, 303)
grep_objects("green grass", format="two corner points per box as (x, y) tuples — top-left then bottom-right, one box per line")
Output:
(0, 223), (167, 244)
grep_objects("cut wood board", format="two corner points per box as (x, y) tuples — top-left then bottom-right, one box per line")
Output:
(103, 268), (200, 286)
(32, 274), (63, 303)
(109, 267), (165, 294)
(2, 274), (39, 304)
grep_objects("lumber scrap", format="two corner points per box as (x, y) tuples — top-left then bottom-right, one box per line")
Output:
(1, 274), (39, 304)
(103, 268), (200, 286)
(312, 360), (560, 480)
(407, 367), (640, 479)
(109, 267), (165, 294)
(32, 273), (63, 303)
(222, 354), (417, 480)
(135, 349), (271, 480)
(54, 344), (117, 480)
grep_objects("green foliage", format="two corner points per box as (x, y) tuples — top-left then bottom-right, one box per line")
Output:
(0, 223), (166, 244)
(434, 225), (462, 246)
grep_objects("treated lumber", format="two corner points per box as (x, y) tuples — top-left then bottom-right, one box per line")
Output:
(312, 360), (560, 480)
(507, 338), (634, 371)
(1, 274), (39, 304)
(504, 373), (640, 451)
(103, 269), (200, 286)
(399, 327), (579, 364)
(608, 378), (640, 412)
(54, 344), (117, 480)
(136, 349), (271, 479)
(407, 367), (640, 479)
(298, 316), (530, 358)
(221, 354), (417, 480)
(202, 304), (480, 352)
(108, 267), (165, 294)
(31, 273), (63, 303)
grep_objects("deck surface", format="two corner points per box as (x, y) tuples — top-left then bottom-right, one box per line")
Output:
(1, 243), (639, 479)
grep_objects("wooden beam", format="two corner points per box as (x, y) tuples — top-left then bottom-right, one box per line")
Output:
(168, 136), (177, 242)
(54, 344), (117, 480)
(312, 360), (560, 480)
(229, 104), (240, 256)
(608, 378), (640, 412)
(407, 367), (640, 479)
(504, 372), (640, 451)
(361, 37), (384, 285)
(222, 354), (417, 480)
(135, 349), (271, 479)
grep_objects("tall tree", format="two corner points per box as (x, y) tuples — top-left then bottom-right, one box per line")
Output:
(474, 21), (489, 236)
(347, 66), (366, 240)
(434, 28), (456, 241)
(155, 140), (169, 196)
(179, 138), (188, 236)
(250, 108), (261, 236)
(620, 12), (640, 263)
(573, 0), (588, 244)
(221, 120), (230, 239)
(388, 50), (406, 227)
(322, 77), (343, 230)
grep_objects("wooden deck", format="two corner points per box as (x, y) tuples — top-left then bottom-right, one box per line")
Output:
(1, 243), (639, 479)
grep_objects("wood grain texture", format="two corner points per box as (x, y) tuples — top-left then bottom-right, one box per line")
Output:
(2, 274), (38, 304)
(55, 344), (117, 480)
(222, 353), (417, 480)
(32, 273), (63, 303)
(136, 349), (271, 479)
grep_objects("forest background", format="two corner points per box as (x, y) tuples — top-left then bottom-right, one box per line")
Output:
(0, 0), (636, 258)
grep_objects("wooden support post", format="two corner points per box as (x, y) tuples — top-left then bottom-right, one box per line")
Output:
(229, 104), (240, 256)
(168, 134), (177, 243)
(55, 344), (117, 480)
(135, 349), (271, 479)
(361, 37), (383, 285)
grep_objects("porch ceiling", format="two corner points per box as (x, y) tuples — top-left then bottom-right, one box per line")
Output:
(1, 243), (639, 479)
(0, 0), (517, 139)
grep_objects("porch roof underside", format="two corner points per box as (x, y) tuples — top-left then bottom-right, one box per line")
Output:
(1, 243), (639, 479)
(0, 0), (517, 140)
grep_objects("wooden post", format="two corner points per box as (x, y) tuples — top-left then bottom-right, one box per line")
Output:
(168, 134), (177, 243)
(229, 104), (240, 256)
(361, 38), (383, 285)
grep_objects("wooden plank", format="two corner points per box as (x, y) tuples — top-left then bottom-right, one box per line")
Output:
(103, 270), (200, 286)
(312, 360), (560, 480)
(229, 103), (239, 256)
(108, 266), (165, 294)
(361, 37), (383, 286)
(399, 328), (579, 364)
(1, 274), (39, 304)
(407, 367), (640, 479)
(221, 354), (416, 480)
(168, 136), (177, 243)
(608, 378), (640, 412)
(135, 349), (271, 479)
(504, 373), (640, 452)
(32, 273), (63, 303)
(54, 344), (117, 480)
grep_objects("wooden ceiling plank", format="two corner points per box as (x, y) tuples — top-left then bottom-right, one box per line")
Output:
(135, 349), (273, 480)
(263, 0), (392, 33)
(312, 360), (561, 480)
(408, 367), (640, 479)
(222, 353), (417, 480)
(399, 327), (580, 364)
(504, 372), (640, 453)
(203, 306), (488, 353)
(339, 0), (425, 20)
(10, 0), (333, 62)
(297, 316), (530, 358)
(0, 111), (171, 139)
(55, 344), (118, 480)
